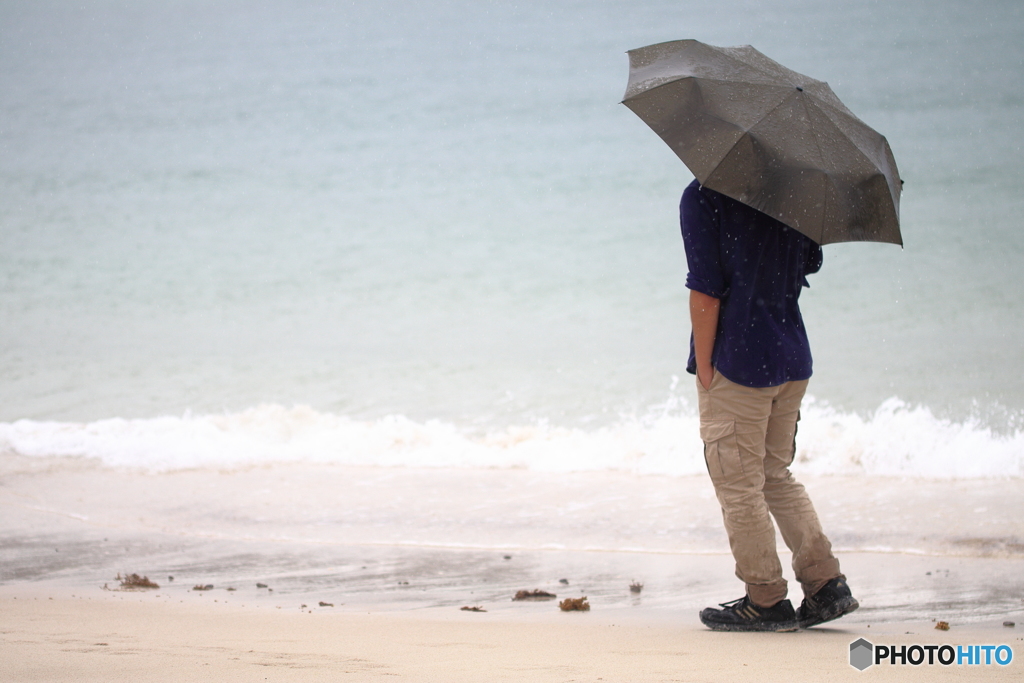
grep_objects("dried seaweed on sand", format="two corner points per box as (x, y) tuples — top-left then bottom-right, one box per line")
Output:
(116, 573), (159, 589)
(461, 606), (487, 612)
(559, 597), (590, 611)
(513, 589), (557, 601)
(630, 581), (643, 594)
(192, 584), (214, 591)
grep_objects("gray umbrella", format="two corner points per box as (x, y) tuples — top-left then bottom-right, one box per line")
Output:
(622, 39), (902, 246)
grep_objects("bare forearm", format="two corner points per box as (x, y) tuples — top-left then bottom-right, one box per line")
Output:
(689, 290), (720, 388)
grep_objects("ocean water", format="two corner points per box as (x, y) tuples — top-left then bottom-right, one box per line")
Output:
(2, 0), (1024, 484)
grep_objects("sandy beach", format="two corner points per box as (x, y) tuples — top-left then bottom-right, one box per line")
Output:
(3, 580), (1022, 682)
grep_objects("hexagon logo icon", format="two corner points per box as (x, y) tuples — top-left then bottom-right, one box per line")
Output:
(850, 638), (874, 671)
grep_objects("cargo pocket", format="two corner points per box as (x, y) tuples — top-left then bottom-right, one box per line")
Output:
(700, 419), (740, 484)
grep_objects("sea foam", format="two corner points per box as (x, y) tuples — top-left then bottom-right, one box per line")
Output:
(1, 398), (1020, 478)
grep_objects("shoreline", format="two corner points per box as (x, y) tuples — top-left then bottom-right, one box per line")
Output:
(4, 462), (1022, 559)
(3, 549), (1023, 621)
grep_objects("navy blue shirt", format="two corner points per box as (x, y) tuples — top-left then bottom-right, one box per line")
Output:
(681, 180), (823, 388)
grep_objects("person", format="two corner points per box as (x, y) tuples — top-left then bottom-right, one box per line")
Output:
(680, 178), (858, 632)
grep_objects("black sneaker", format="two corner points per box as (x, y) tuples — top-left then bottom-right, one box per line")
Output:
(699, 596), (799, 632)
(797, 576), (859, 628)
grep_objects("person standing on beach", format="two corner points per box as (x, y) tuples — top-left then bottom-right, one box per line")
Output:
(682, 179), (859, 632)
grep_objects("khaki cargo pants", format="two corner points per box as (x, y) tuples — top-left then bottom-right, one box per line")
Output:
(698, 371), (840, 607)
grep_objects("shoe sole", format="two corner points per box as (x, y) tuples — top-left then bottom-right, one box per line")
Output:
(700, 617), (799, 633)
(798, 596), (859, 629)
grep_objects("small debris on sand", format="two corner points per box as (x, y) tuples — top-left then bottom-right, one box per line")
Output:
(226, 587), (236, 591)
(630, 581), (643, 594)
(559, 578), (569, 585)
(513, 589), (557, 601)
(319, 601), (334, 607)
(503, 555), (512, 560)
(117, 573), (159, 589)
(1004, 621), (1016, 627)
(559, 597), (590, 612)
(168, 576), (174, 582)
(257, 583), (268, 588)
(192, 584), (214, 591)
(461, 606), (487, 612)
(935, 621), (950, 631)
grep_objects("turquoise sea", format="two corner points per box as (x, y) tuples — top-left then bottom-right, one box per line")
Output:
(2, 0), (1023, 476)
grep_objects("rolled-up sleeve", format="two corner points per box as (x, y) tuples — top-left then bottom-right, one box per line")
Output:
(680, 183), (725, 299)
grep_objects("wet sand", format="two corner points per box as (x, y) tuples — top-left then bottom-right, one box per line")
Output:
(2, 541), (1024, 623)
(4, 458), (1023, 559)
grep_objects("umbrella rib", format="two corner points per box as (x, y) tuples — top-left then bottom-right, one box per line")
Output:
(699, 84), (801, 182)
(625, 75), (796, 103)
(795, 91), (831, 175)
(814, 100), (895, 172)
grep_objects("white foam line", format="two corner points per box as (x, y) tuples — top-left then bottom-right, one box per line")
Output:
(2, 399), (1021, 478)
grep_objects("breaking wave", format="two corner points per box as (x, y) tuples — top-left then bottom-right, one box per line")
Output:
(2, 398), (1021, 478)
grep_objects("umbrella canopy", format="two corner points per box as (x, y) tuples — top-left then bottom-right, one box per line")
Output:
(622, 40), (902, 246)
